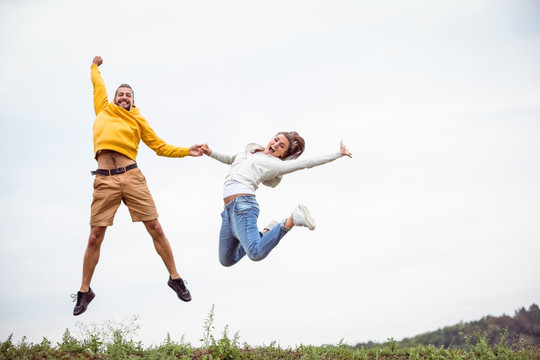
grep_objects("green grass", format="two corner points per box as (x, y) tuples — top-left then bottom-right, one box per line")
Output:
(1, 306), (539, 359)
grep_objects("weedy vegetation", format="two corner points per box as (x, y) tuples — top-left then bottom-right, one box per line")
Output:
(1, 305), (539, 359)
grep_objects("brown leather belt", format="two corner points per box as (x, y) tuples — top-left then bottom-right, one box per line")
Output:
(224, 193), (255, 205)
(91, 163), (138, 176)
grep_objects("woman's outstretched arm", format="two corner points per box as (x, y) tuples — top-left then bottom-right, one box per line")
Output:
(275, 140), (352, 176)
(201, 143), (238, 165)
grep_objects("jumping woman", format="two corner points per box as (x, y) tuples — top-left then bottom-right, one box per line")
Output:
(201, 131), (352, 267)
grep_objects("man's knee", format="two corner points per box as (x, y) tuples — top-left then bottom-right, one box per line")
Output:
(88, 226), (106, 248)
(144, 219), (165, 238)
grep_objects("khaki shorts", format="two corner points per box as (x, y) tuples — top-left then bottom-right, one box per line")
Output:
(90, 168), (159, 226)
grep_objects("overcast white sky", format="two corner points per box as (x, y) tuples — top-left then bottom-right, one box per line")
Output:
(1, 0), (539, 348)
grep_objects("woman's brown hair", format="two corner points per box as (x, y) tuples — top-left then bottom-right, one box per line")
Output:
(278, 131), (305, 160)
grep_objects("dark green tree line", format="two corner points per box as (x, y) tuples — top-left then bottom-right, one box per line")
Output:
(355, 303), (540, 349)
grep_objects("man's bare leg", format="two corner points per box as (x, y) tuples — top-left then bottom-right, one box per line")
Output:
(80, 225), (107, 292)
(143, 219), (180, 279)
(74, 225), (106, 315)
(144, 219), (191, 301)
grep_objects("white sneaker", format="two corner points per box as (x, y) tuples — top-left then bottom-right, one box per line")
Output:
(263, 220), (279, 232)
(292, 203), (316, 230)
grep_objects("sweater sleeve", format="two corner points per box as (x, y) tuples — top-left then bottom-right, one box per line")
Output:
(139, 117), (191, 157)
(275, 151), (343, 175)
(209, 150), (238, 165)
(91, 64), (108, 115)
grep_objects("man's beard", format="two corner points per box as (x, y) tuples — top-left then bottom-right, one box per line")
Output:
(114, 100), (132, 111)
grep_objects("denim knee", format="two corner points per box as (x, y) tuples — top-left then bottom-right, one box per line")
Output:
(246, 250), (267, 262)
(219, 257), (236, 267)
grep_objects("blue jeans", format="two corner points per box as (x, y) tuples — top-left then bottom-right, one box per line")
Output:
(219, 195), (290, 266)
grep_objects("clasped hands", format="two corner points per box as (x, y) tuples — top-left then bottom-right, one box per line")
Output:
(189, 144), (211, 157)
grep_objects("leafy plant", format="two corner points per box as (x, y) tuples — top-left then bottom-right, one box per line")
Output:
(57, 329), (84, 353)
(201, 303), (216, 348)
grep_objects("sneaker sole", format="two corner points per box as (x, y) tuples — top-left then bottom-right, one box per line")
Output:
(297, 203), (316, 230)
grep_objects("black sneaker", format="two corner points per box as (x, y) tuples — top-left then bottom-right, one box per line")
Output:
(167, 277), (191, 302)
(72, 288), (95, 316)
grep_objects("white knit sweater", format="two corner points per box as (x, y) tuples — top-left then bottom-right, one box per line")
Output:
(209, 143), (343, 191)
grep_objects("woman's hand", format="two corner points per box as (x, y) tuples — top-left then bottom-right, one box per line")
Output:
(340, 140), (352, 158)
(200, 143), (212, 156)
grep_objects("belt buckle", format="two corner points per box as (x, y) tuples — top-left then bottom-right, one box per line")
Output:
(111, 167), (126, 175)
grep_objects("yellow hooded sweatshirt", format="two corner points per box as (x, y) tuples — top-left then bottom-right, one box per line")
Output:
(91, 64), (190, 161)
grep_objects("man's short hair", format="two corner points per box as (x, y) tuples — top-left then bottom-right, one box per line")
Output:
(115, 84), (134, 98)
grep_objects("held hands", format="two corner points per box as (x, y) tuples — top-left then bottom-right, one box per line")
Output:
(200, 143), (212, 156)
(340, 140), (352, 158)
(189, 144), (205, 157)
(189, 143), (212, 157)
(93, 56), (103, 66)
